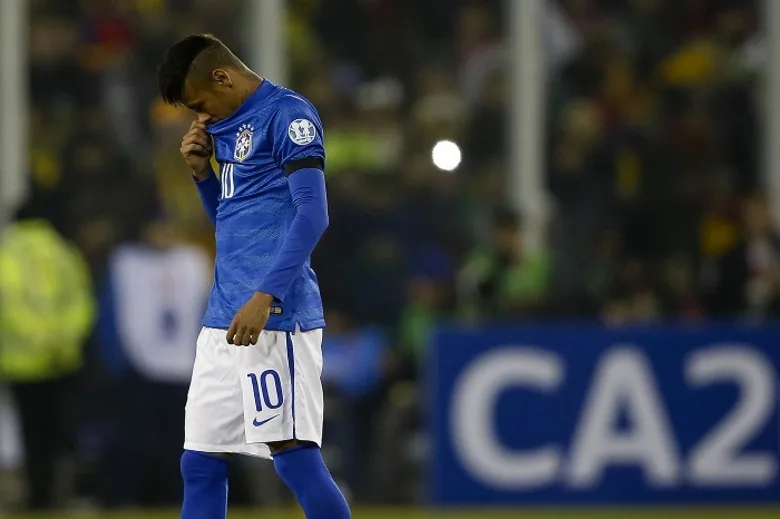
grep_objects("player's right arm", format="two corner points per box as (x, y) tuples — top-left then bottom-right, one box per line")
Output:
(181, 118), (219, 224)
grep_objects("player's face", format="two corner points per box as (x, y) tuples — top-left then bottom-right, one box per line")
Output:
(182, 75), (237, 123)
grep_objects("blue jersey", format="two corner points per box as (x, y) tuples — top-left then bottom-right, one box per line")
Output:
(203, 79), (326, 332)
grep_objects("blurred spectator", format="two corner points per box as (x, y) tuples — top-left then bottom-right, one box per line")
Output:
(457, 209), (550, 322)
(708, 193), (780, 319)
(601, 258), (661, 326)
(0, 199), (95, 511)
(659, 253), (704, 321)
(95, 218), (210, 507)
(321, 310), (389, 500)
(457, 2), (504, 106)
(397, 247), (454, 376)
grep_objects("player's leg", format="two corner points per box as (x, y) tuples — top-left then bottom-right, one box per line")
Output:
(269, 439), (350, 519)
(235, 328), (350, 519)
(180, 451), (229, 519)
(181, 327), (266, 519)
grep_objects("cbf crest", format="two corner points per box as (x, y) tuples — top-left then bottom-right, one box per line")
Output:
(234, 123), (255, 161)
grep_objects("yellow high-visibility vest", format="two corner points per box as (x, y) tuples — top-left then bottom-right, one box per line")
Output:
(0, 220), (95, 381)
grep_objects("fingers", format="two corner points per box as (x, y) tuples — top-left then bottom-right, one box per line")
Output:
(226, 319), (260, 347)
(190, 120), (208, 133)
(226, 319), (238, 345)
(180, 129), (212, 158)
(182, 132), (210, 149)
(181, 122), (212, 157)
(181, 143), (209, 158)
(234, 328), (249, 346)
(232, 327), (256, 346)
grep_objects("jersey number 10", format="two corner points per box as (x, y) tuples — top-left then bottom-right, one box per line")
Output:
(247, 370), (284, 411)
(220, 163), (235, 199)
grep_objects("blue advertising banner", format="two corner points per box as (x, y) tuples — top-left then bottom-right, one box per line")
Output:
(429, 325), (780, 505)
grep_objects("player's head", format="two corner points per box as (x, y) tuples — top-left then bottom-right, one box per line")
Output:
(157, 34), (257, 122)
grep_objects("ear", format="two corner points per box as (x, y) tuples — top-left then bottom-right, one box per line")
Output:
(212, 69), (233, 88)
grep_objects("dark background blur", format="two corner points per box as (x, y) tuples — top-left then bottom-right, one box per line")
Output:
(0, 0), (775, 513)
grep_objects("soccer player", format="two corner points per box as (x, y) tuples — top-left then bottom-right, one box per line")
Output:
(157, 35), (350, 519)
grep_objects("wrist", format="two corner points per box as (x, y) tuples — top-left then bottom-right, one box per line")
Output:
(192, 166), (214, 182)
(254, 291), (276, 305)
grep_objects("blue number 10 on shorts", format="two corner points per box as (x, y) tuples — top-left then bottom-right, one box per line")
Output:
(184, 326), (324, 459)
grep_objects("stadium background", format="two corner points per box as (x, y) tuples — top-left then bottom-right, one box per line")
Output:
(1, 0), (780, 517)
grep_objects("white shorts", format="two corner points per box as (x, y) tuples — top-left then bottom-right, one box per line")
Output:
(183, 326), (324, 459)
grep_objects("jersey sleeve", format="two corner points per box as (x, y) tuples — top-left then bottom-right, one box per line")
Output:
(270, 96), (326, 174)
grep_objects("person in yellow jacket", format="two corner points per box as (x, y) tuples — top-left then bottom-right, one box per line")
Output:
(457, 208), (550, 323)
(0, 207), (95, 511)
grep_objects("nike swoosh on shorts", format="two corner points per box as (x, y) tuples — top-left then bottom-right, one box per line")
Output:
(253, 414), (280, 427)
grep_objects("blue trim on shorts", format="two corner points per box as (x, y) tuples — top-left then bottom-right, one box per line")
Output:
(286, 331), (297, 439)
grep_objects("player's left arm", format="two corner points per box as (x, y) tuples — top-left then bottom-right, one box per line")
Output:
(227, 98), (328, 345)
(253, 161), (328, 304)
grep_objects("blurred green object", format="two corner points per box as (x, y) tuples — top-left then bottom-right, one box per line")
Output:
(458, 247), (550, 322)
(324, 131), (383, 174)
(0, 219), (95, 381)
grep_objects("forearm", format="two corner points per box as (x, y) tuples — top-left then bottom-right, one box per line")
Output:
(257, 168), (328, 301)
(194, 169), (220, 224)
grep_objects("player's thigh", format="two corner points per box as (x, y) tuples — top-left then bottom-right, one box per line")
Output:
(233, 328), (324, 447)
(184, 327), (246, 452)
(289, 328), (325, 444)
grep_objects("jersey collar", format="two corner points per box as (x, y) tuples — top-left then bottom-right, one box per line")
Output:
(208, 78), (274, 133)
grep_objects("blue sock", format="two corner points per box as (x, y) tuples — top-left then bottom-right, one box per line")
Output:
(180, 450), (229, 519)
(274, 445), (351, 519)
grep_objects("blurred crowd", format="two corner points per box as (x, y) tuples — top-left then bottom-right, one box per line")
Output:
(0, 0), (776, 512)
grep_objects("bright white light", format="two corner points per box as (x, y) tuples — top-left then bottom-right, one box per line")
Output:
(431, 140), (462, 172)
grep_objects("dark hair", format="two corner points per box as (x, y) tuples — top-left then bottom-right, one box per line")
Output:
(157, 34), (239, 105)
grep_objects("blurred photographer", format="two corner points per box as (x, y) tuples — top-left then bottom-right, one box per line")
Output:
(0, 198), (95, 510)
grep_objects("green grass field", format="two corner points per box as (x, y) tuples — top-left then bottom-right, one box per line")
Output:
(3, 508), (780, 519)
